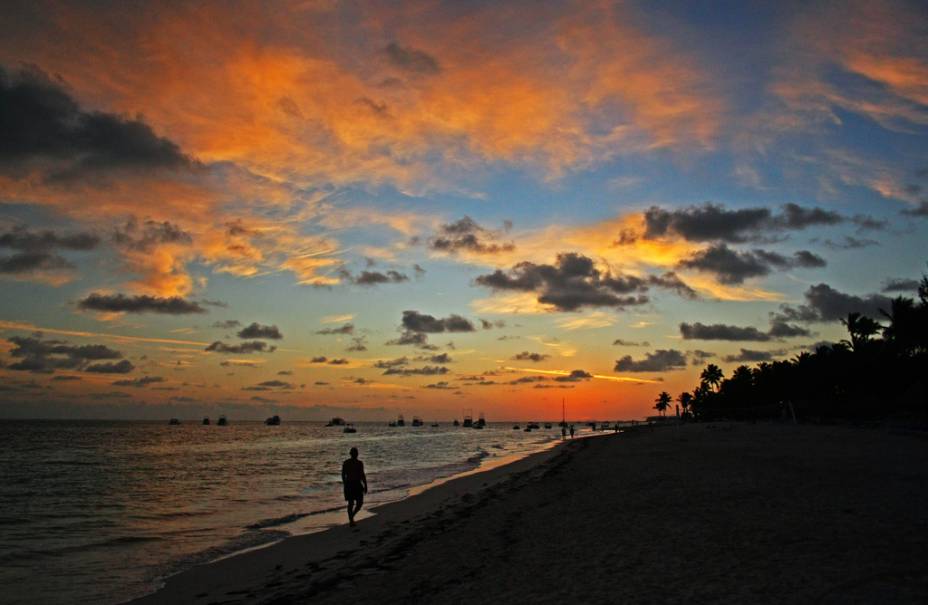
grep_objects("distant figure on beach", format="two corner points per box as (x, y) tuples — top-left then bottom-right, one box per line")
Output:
(341, 447), (368, 527)
(569, 424), (575, 439)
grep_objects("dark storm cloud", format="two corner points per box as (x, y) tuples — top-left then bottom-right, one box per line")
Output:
(613, 338), (650, 346)
(508, 375), (549, 385)
(0, 225), (99, 251)
(823, 236), (879, 250)
(112, 376), (164, 388)
(205, 341), (276, 354)
(340, 269), (409, 286)
(315, 323), (354, 335)
(384, 42), (441, 75)
(382, 365), (449, 376)
(850, 215), (887, 231)
(401, 311), (476, 333)
(243, 380), (294, 391)
(78, 293), (206, 314)
(722, 348), (785, 363)
(424, 381), (454, 389)
(882, 278), (920, 293)
(0, 65), (191, 178)
(777, 204), (844, 230)
(475, 253), (692, 311)
(643, 203), (845, 243)
(512, 351), (550, 362)
(554, 369), (593, 382)
(84, 360), (134, 373)
(5, 335), (129, 374)
(112, 218), (192, 251)
(420, 353), (452, 364)
(772, 283), (893, 322)
(644, 204), (771, 242)
(429, 216), (515, 255)
(680, 322), (772, 341)
(309, 356), (348, 365)
(614, 349), (687, 372)
(385, 331), (437, 349)
(678, 244), (826, 284)
(374, 357), (409, 369)
(767, 320), (812, 338)
(0, 225), (100, 275)
(345, 337), (368, 352)
(237, 322), (283, 340)
(212, 319), (241, 329)
(0, 251), (72, 274)
(479, 319), (506, 330)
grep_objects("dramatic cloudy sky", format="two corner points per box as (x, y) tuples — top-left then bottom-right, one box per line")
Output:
(1, 0), (926, 420)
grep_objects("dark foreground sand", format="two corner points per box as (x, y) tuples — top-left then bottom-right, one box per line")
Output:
(136, 423), (928, 604)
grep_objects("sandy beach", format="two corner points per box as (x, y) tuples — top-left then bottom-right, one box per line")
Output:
(135, 423), (928, 604)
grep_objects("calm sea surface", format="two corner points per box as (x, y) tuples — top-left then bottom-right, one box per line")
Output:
(0, 420), (562, 604)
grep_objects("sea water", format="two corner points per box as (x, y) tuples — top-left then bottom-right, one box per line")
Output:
(0, 420), (561, 604)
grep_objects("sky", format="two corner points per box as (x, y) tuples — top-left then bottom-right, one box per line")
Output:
(1, 0), (926, 421)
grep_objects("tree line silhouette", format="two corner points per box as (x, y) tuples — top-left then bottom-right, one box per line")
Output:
(655, 271), (928, 423)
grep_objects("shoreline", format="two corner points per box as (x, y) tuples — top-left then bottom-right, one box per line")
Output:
(133, 423), (928, 604)
(132, 430), (587, 604)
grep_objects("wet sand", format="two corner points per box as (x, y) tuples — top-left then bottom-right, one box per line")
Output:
(134, 423), (928, 604)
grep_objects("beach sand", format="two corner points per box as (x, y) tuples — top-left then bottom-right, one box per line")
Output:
(135, 423), (928, 604)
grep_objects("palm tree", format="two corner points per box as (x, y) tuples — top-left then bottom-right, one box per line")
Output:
(677, 391), (693, 416)
(654, 391), (672, 417)
(700, 364), (723, 392)
(841, 312), (881, 351)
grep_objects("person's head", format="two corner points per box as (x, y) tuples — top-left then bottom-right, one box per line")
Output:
(349, 447), (358, 459)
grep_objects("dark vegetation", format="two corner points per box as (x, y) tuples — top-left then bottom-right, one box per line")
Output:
(659, 271), (928, 424)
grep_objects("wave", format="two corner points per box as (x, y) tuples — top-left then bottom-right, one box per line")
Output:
(467, 448), (490, 464)
(245, 505), (346, 530)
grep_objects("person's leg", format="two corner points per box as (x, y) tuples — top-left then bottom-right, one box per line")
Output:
(347, 500), (354, 525)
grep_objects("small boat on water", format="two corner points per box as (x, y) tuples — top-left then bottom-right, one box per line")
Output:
(473, 413), (486, 429)
(524, 426), (533, 432)
(411, 416), (424, 427)
(343, 424), (357, 434)
(265, 415), (281, 426)
(217, 415), (228, 426)
(388, 420), (397, 427)
(544, 422), (552, 429)
(168, 418), (181, 425)
(396, 414), (406, 427)
(326, 417), (346, 427)
(202, 417), (210, 426)
(431, 422), (439, 427)
(453, 419), (460, 427)
(513, 425), (520, 430)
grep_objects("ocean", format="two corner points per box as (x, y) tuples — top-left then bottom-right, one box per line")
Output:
(0, 419), (563, 604)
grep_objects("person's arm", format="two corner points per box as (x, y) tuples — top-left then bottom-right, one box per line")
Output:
(361, 462), (368, 493)
(341, 460), (347, 484)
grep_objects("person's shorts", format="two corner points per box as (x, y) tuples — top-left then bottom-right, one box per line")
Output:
(344, 480), (364, 503)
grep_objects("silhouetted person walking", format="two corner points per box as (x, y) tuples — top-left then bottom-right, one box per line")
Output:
(569, 424), (575, 438)
(342, 447), (367, 527)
